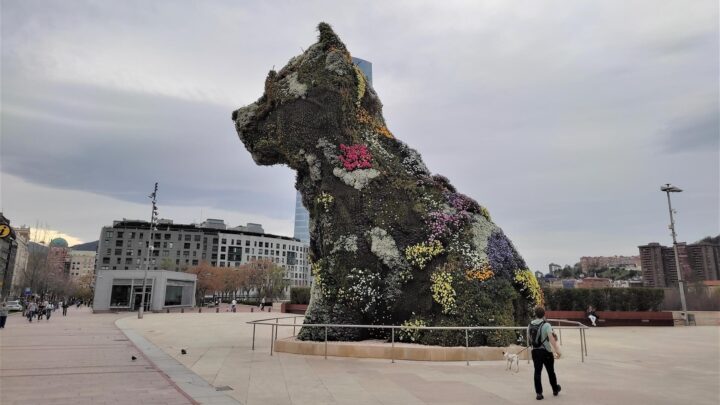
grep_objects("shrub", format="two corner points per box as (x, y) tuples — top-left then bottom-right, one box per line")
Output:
(290, 287), (311, 305)
(541, 287), (664, 311)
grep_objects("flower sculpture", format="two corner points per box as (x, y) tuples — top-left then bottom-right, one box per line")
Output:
(232, 22), (542, 346)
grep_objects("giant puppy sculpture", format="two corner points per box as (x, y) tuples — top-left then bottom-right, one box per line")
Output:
(232, 23), (543, 346)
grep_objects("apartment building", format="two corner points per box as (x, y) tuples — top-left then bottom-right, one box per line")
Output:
(96, 218), (310, 287)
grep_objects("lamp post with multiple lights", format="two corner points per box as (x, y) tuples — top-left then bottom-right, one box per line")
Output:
(661, 183), (687, 325)
(138, 182), (159, 319)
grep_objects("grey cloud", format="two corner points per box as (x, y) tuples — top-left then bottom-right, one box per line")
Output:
(660, 111), (719, 153)
(2, 80), (295, 216)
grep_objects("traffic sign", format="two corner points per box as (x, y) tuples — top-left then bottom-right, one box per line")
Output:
(0, 224), (10, 239)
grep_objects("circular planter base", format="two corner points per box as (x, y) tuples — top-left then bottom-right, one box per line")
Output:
(274, 337), (529, 361)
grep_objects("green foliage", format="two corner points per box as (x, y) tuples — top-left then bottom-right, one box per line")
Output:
(542, 288), (664, 311)
(397, 315), (427, 343)
(290, 287), (311, 305)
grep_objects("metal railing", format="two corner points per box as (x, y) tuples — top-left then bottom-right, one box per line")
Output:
(247, 316), (589, 364)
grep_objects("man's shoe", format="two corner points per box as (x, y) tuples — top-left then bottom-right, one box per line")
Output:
(536, 394), (544, 400)
(553, 385), (561, 396)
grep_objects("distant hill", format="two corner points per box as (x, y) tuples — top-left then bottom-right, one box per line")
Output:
(696, 235), (720, 245)
(71, 240), (99, 252)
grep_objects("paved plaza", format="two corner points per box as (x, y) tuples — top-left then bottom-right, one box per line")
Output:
(0, 307), (195, 405)
(2, 308), (719, 405)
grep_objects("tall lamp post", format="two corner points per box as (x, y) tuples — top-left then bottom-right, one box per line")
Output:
(661, 183), (687, 325)
(138, 182), (159, 319)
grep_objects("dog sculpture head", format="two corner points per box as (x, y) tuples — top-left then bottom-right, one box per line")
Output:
(232, 23), (386, 170)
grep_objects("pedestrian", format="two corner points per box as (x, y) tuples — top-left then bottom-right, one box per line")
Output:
(38, 300), (47, 321)
(0, 302), (8, 329)
(261, 296), (267, 311)
(62, 300), (69, 316)
(231, 299), (237, 313)
(46, 303), (53, 320)
(529, 306), (562, 400)
(26, 301), (37, 323)
(586, 305), (598, 327)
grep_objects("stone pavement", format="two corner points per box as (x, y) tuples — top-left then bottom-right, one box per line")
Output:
(0, 306), (195, 405)
(117, 312), (720, 405)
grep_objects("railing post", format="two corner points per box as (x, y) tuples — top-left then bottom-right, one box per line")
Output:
(391, 328), (395, 364)
(324, 326), (328, 360)
(579, 328), (584, 363)
(270, 324), (275, 356)
(559, 327), (563, 345)
(526, 326), (531, 364)
(252, 323), (256, 351)
(274, 318), (279, 343)
(293, 316), (297, 336)
(465, 329), (469, 366)
(583, 328), (588, 356)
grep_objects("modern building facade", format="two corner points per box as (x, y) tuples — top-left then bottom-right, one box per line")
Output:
(639, 241), (720, 287)
(92, 269), (196, 312)
(97, 218), (311, 287)
(292, 57), (373, 245)
(9, 227), (30, 293)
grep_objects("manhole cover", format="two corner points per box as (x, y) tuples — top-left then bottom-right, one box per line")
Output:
(215, 386), (233, 392)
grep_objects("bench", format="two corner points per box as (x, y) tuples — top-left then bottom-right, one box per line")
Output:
(546, 310), (674, 326)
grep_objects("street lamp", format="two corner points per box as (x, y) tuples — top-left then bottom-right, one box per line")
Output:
(138, 182), (159, 319)
(661, 183), (687, 325)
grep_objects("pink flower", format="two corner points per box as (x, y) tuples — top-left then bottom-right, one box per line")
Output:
(339, 144), (373, 171)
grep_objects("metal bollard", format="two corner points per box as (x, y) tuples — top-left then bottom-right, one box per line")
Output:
(391, 328), (395, 364)
(198, 307), (202, 313)
(166, 308), (170, 313)
(181, 308), (184, 313)
(251, 307), (254, 312)
(216, 307), (219, 313)
(465, 329), (469, 366)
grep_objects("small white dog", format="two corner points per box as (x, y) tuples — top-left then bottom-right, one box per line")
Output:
(503, 351), (520, 373)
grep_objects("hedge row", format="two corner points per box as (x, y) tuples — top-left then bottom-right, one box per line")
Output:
(542, 288), (665, 311)
(290, 287), (311, 305)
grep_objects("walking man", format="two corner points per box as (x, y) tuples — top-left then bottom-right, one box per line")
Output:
(62, 300), (69, 316)
(0, 302), (8, 329)
(231, 299), (237, 313)
(26, 301), (37, 322)
(529, 306), (562, 400)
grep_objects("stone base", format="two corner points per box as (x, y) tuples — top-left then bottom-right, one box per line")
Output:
(274, 337), (529, 361)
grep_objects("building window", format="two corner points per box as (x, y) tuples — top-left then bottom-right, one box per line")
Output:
(115, 240), (123, 247)
(126, 250), (133, 256)
(165, 233), (171, 240)
(165, 286), (184, 306)
(110, 285), (131, 307)
(117, 231), (124, 238)
(192, 259), (198, 266)
(185, 235), (191, 241)
(115, 249), (122, 255)
(102, 257), (110, 264)
(169, 242), (173, 248)
(105, 231), (114, 238)
(139, 233), (144, 239)
(220, 254), (226, 260)
(184, 243), (191, 249)
(221, 246), (227, 252)
(221, 238), (227, 244)
(194, 235), (201, 241)
(130, 232), (136, 239)
(245, 240), (250, 246)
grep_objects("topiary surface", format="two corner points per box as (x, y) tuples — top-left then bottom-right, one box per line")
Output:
(231, 23), (542, 346)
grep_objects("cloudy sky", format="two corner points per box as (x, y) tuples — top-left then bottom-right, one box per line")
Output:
(1, 0), (717, 271)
